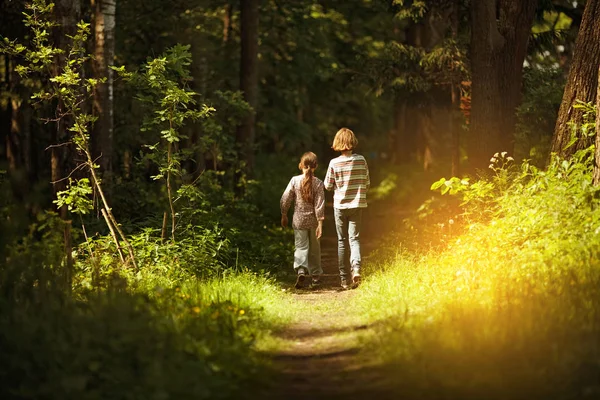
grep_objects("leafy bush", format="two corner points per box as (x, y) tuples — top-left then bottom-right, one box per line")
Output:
(0, 208), (293, 400)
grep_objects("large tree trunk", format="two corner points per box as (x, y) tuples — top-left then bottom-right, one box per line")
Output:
(236, 0), (259, 177)
(551, 0), (600, 158)
(593, 64), (600, 186)
(469, 0), (537, 172)
(92, 0), (116, 174)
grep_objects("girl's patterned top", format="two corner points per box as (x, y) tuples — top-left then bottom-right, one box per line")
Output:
(280, 175), (325, 230)
(324, 153), (370, 209)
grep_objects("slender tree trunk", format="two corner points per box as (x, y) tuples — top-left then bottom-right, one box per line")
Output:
(7, 96), (21, 171)
(469, 0), (537, 172)
(1, 55), (8, 162)
(451, 83), (461, 176)
(167, 140), (176, 243)
(236, 0), (259, 178)
(21, 94), (32, 177)
(52, 0), (81, 218)
(450, 0), (461, 177)
(551, 0), (600, 158)
(222, 3), (235, 91)
(392, 97), (408, 165)
(593, 64), (600, 186)
(189, 37), (207, 177)
(223, 3), (233, 43)
(92, 0), (116, 174)
(392, 22), (424, 165)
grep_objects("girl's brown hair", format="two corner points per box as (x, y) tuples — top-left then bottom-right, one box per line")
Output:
(332, 127), (358, 151)
(299, 152), (318, 203)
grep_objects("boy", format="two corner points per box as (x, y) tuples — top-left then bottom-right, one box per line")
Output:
(324, 128), (370, 289)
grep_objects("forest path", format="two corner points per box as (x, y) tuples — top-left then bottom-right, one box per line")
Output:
(262, 207), (405, 399)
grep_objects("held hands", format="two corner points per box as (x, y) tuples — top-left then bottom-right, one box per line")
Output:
(281, 214), (288, 228)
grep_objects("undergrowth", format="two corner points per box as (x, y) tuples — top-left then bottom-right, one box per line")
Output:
(357, 148), (600, 399)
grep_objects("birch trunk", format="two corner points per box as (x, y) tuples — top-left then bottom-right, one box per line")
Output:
(92, 0), (116, 174)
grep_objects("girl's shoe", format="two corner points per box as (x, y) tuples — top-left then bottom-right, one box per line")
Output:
(295, 271), (306, 289)
(311, 276), (321, 286)
(340, 277), (349, 290)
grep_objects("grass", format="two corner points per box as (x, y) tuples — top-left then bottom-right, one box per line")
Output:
(352, 152), (600, 398)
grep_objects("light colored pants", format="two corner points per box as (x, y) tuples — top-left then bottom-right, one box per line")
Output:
(293, 228), (323, 276)
(334, 208), (362, 277)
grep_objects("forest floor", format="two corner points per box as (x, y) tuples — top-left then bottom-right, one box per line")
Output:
(262, 208), (405, 400)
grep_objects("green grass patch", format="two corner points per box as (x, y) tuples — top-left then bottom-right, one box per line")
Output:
(356, 150), (600, 399)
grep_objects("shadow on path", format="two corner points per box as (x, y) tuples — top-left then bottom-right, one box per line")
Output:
(262, 206), (401, 399)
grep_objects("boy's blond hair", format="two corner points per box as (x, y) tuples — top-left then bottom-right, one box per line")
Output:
(332, 127), (358, 151)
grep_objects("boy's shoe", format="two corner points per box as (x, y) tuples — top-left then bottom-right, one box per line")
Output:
(351, 269), (361, 288)
(311, 275), (321, 286)
(295, 271), (306, 289)
(340, 277), (349, 290)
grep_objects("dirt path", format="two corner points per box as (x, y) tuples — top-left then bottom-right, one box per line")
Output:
(263, 233), (397, 400)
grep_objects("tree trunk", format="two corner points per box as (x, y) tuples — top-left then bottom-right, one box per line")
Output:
(92, 0), (116, 174)
(236, 0), (259, 178)
(469, 0), (537, 172)
(52, 0), (81, 218)
(451, 83), (461, 176)
(593, 64), (600, 186)
(7, 96), (21, 172)
(551, 0), (600, 158)
(223, 3), (233, 43)
(450, 0), (461, 177)
(392, 97), (408, 164)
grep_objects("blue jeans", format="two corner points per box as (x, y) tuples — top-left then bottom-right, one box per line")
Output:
(334, 208), (362, 278)
(293, 228), (323, 276)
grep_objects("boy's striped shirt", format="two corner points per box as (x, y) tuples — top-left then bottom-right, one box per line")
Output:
(324, 153), (370, 209)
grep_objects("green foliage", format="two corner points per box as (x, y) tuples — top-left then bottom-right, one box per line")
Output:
(566, 100), (597, 149)
(357, 147), (600, 398)
(0, 213), (292, 399)
(54, 178), (94, 215)
(411, 151), (517, 248)
(0, 271), (277, 400)
(392, 0), (428, 21)
(115, 44), (215, 242)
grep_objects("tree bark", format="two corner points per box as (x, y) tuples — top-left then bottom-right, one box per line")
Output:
(551, 0), (600, 159)
(593, 64), (600, 186)
(236, 0), (259, 177)
(469, 0), (537, 172)
(92, 0), (116, 174)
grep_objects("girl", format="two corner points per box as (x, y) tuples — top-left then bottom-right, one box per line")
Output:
(280, 152), (325, 289)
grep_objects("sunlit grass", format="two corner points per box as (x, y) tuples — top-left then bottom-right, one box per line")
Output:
(355, 153), (600, 398)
